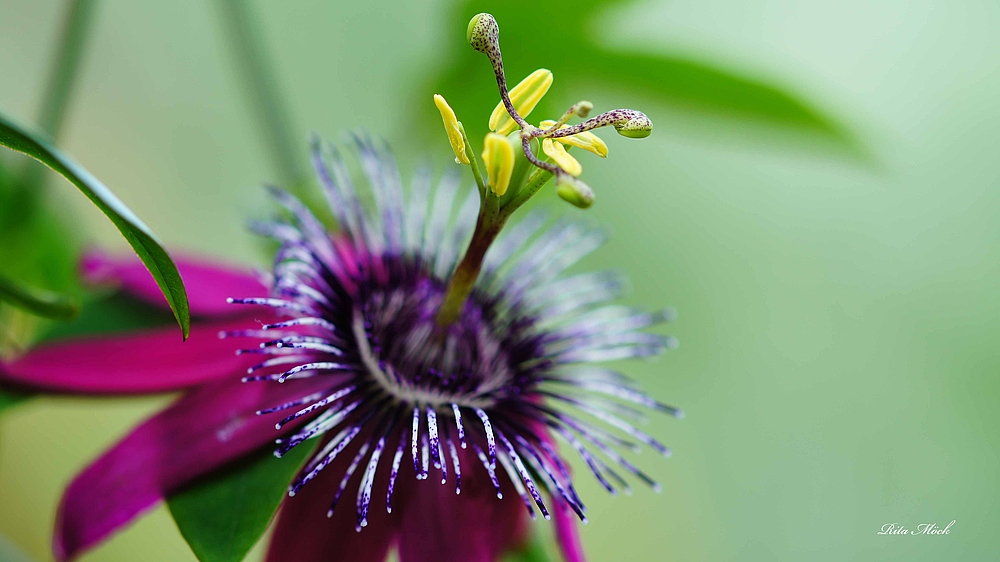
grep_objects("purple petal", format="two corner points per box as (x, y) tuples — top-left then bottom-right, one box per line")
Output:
(81, 251), (268, 317)
(553, 499), (587, 562)
(396, 446), (528, 562)
(266, 433), (407, 562)
(54, 376), (330, 561)
(1, 321), (263, 394)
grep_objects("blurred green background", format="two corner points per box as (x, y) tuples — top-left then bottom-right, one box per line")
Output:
(1, 0), (998, 561)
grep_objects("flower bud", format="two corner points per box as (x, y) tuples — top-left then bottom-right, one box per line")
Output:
(467, 13), (498, 54)
(613, 110), (653, 139)
(482, 132), (514, 196)
(556, 175), (595, 209)
(489, 69), (553, 136)
(433, 94), (469, 165)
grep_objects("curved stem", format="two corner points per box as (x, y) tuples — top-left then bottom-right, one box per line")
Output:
(214, 0), (304, 189)
(434, 210), (506, 328)
(13, 0), (97, 199)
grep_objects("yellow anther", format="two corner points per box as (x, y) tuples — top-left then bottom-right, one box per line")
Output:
(482, 133), (515, 196)
(540, 120), (608, 158)
(489, 69), (553, 136)
(542, 139), (582, 177)
(434, 94), (469, 164)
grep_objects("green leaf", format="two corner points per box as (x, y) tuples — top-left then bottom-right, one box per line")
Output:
(39, 291), (176, 342)
(0, 112), (191, 340)
(168, 441), (318, 562)
(505, 535), (556, 562)
(0, 274), (79, 320)
(0, 387), (31, 415)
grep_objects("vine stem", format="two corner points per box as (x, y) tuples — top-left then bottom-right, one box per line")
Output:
(214, 0), (305, 190)
(13, 0), (97, 201)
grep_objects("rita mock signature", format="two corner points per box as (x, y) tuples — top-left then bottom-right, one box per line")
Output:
(878, 521), (955, 535)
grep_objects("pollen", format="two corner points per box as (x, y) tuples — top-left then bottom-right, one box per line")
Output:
(542, 138), (582, 177)
(482, 133), (515, 196)
(489, 69), (552, 136)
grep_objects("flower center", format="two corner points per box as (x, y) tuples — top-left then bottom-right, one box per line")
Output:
(351, 267), (521, 409)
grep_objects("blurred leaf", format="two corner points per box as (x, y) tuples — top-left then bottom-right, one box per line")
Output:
(168, 441), (318, 562)
(421, 0), (864, 157)
(0, 533), (38, 562)
(506, 536), (556, 562)
(0, 112), (191, 340)
(0, 388), (31, 415)
(0, 274), (79, 320)
(40, 291), (176, 342)
(14, 0), (98, 200)
(213, 0), (305, 190)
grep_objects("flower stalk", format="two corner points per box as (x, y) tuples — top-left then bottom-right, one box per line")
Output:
(433, 12), (654, 328)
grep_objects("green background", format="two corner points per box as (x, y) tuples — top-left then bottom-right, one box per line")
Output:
(1, 0), (998, 561)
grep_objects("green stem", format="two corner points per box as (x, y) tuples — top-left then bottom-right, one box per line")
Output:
(435, 151), (553, 328)
(505, 166), (553, 216)
(214, 0), (304, 189)
(13, 0), (97, 199)
(0, 274), (79, 320)
(459, 123), (487, 199)
(434, 201), (506, 327)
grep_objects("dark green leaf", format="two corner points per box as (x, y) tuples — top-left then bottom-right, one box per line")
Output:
(39, 291), (176, 342)
(168, 441), (318, 562)
(0, 387), (31, 415)
(0, 274), (79, 320)
(0, 112), (191, 340)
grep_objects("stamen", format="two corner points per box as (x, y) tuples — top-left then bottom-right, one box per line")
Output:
(495, 430), (550, 519)
(496, 450), (536, 519)
(328, 442), (371, 517)
(226, 297), (317, 316)
(447, 438), (462, 495)
(410, 407), (420, 476)
(245, 355), (309, 376)
(290, 425), (361, 496)
(517, 435), (586, 522)
(357, 434), (388, 530)
(451, 403), (467, 448)
(474, 408), (497, 469)
(539, 440), (585, 511)
(549, 423), (617, 495)
(275, 386), (356, 430)
(276, 399), (361, 457)
(386, 436), (406, 513)
(426, 407), (442, 470)
(274, 361), (351, 383)
(255, 391), (325, 415)
(473, 443), (503, 499)
(420, 432), (430, 480)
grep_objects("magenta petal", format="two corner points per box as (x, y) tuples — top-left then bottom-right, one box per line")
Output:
(397, 448), (528, 562)
(0, 321), (265, 394)
(54, 376), (330, 561)
(266, 433), (406, 562)
(81, 251), (268, 317)
(553, 499), (587, 562)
